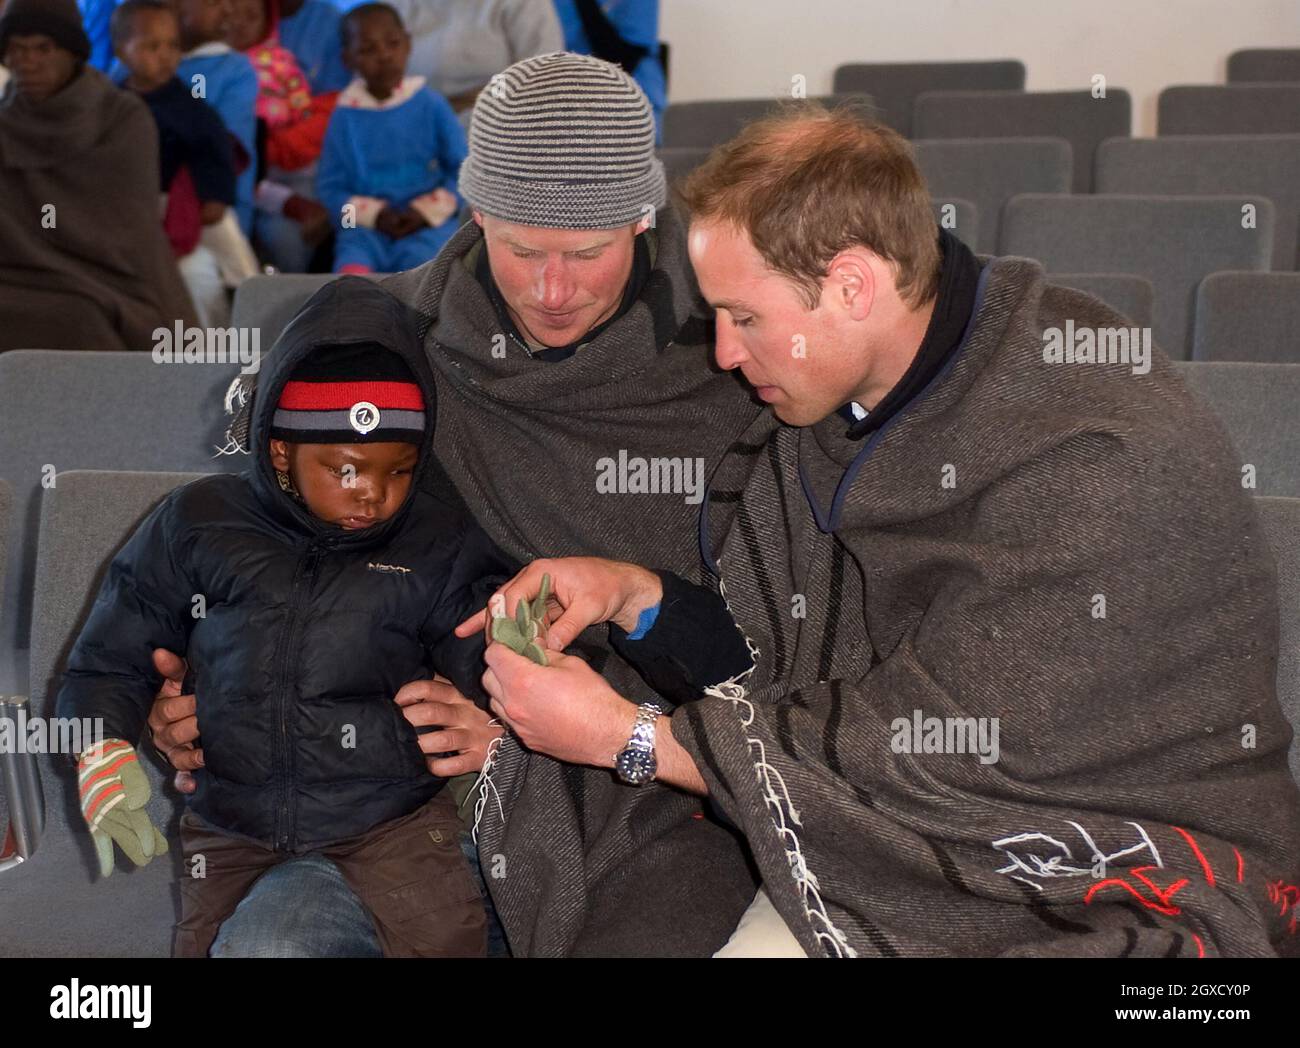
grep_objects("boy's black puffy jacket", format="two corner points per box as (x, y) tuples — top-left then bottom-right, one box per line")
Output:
(55, 278), (514, 852)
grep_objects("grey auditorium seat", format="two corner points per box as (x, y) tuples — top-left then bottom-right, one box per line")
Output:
(1097, 134), (1300, 270)
(831, 59), (1025, 136)
(2, 470), (204, 956)
(0, 352), (244, 696)
(913, 89), (1131, 193)
(913, 137), (1071, 254)
(1193, 272), (1300, 364)
(1174, 363), (1300, 498)
(1001, 194), (1274, 359)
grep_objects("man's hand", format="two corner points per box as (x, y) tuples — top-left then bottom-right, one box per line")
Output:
(146, 648), (202, 794)
(394, 674), (504, 777)
(455, 557), (663, 652)
(480, 643), (635, 768)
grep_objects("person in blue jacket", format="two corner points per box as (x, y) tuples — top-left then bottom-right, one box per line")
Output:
(317, 3), (467, 273)
(78, 0), (118, 69)
(278, 0), (348, 93)
(175, 0), (259, 234)
(552, 0), (663, 141)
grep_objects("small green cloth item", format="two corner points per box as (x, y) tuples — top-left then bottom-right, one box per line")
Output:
(77, 738), (168, 878)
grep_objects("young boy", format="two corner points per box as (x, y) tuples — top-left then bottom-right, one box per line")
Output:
(316, 2), (466, 274)
(56, 277), (514, 958)
(113, 0), (245, 325)
(174, 0), (259, 234)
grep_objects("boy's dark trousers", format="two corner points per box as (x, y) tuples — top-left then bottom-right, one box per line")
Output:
(173, 792), (486, 958)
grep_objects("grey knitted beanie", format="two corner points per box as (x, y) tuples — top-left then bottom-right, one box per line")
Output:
(458, 51), (667, 230)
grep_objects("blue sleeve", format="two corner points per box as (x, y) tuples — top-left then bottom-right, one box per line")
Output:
(315, 109), (354, 222)
(428, 91), (468, 198)
(79, 0), (118, 72)
(223, 58), (259, 159)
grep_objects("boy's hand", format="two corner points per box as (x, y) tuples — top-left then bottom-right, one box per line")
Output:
(394, 675), (504, 777)
(77, 739), (168, 878)
(147, 647), (203, 793)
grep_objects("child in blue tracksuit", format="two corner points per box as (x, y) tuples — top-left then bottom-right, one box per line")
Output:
(316, 3), (466, 274)
(175, 0), (259, 234)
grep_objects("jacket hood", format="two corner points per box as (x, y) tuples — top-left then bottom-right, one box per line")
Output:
(246, 275), (437, 549)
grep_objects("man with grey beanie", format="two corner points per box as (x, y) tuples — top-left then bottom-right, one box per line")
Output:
(146, 51), (765, 957)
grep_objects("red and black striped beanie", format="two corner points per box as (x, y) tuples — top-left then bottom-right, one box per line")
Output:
(271, 343), (426, 445)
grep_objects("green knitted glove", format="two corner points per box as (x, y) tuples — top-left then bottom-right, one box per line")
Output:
(487, 574), (551, 666)
(77, 738), (168, 878)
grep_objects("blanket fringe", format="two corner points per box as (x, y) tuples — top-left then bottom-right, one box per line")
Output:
(703, 672), (858, 958)
(471, 722), (507, 845)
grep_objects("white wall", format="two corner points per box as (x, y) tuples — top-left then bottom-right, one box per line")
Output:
(662, 0), (1300, 135)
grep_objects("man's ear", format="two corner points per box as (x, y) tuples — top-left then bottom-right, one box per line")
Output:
(633, 211), (654, 236)
(471, 209), (485, 228)
(269, 439), (291, 473)
(826, 249), (876, 322)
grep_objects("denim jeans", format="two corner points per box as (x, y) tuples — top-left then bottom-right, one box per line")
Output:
(210, 828), (509, 958)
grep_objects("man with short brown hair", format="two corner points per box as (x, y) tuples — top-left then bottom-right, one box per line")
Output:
(482, 106), (1300, 957)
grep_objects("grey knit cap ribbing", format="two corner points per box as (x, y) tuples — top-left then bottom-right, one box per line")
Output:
(458, 51), (666, 230)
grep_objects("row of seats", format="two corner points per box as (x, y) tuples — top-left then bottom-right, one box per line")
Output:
(663, 133), (1300, 269)
(4, 466), (1299, 954)
(664, 84), (1300, 186)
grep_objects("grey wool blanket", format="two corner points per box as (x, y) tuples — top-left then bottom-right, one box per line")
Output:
(675, 255), (1300, 957)
(227, 205), (765, 955)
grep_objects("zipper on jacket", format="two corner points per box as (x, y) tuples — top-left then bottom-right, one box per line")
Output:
(271, 541), (325, 852)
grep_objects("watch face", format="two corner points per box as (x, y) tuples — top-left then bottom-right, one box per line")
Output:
(615, 748), (657, 786)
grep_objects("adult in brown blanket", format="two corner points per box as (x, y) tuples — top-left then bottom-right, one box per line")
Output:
(0, 0), (196, 352)
(479, 108), (1300, 957)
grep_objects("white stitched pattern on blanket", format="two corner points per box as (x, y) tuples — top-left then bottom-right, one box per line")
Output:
(992, 819), (1163, 891)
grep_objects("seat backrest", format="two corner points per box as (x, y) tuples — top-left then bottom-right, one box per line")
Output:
(1256, 496), (1300, 786)
(912, 89), (1131, 192)
(230, 273), (340, 350)
(662, 93), (878, 149)
(830, 59), (1025, 136)
(932, 198), (979, 250)
(1096, 134), (1300, 270)
(0, 470), (205, 957)
(658, 146), (712, 187)
(1000, 194), (1274, 359)
(913, 137), (1072, 253)
(1174, 362), (1300, 498)
(1194, 272), (1300, 364)
(1229, 48), (1300, 83)
(1048, 274), (1155, 328)
(0, 352), (245, 695)
(1158, 84), (1300, 136)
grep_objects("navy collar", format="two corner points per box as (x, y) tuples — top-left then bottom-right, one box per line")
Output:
(837, 229), (982, 440)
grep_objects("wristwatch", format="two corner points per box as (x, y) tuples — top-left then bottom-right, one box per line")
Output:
(613, 703), (664, 786)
